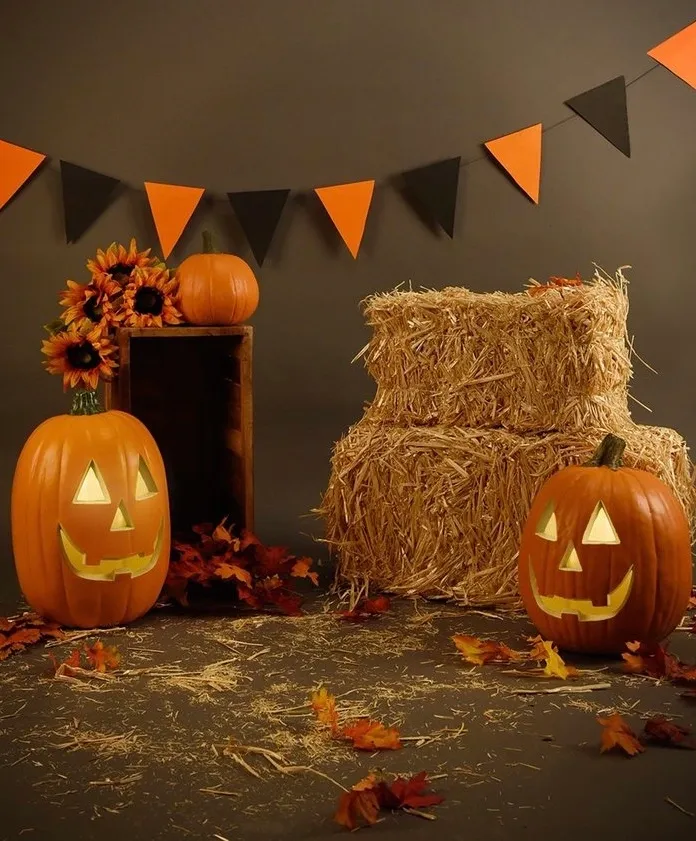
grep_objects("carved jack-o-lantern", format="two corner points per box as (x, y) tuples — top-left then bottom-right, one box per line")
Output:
(518, 434), (692, 654)
(11, 390), (171, 629)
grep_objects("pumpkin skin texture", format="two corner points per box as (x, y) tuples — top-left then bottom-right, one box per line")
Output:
(518, 434), (692, 655)
(11, 391), (170, 629)
(177, 230), (259, 326)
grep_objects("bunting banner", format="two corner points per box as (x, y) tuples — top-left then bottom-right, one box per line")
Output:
(60, 161), (121, 243)
(144, 182), (205, 259)
(227, 189), (290, 266)
(648, 20), (696, 90)
(314, 180), (375, 258)
(0, 21), (694, 258)
(564, 76), (630, 157)
(0, 139), (46, 212)
(484, 123), (543, 204)
(401, 157), (461, 237)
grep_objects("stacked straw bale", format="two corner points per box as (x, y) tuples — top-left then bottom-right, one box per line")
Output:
(320, 268), (696, 607)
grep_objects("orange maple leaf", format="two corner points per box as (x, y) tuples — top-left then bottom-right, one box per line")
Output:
(621, 641), (682, 679)
(528, 637), (579, 679)
(342, 718), (402, 751)
(290, 557), (319, 586)
(597, 713), (645, 757)
(211, 519), (236, 545)
(84, 640), (121, 672)
(338, 595), (391, 622)
(377, 771), (445, 810)
(215, 562), (252, 586)
(452, 634), (522, 665)
(334, 774), (381, 830)
(310, 686), (340, 736)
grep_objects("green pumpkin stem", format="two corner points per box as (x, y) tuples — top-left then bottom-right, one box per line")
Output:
(69, 389), (103, 416)
(584, 433), (626, 470)
(201, 230), (216, 254)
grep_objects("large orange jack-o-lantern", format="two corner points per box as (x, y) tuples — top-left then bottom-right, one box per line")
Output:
(518, 434), (692, 655)
(11, 390), (171, 629)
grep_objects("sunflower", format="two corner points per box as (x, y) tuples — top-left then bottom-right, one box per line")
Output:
(41, 325), (118, 391)
(58, 274), (122, 331)
(121, 266), (182, 328)
(87, 238), (159, 285)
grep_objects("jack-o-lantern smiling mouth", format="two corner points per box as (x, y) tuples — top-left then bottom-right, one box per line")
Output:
(59, 520), (165, 582)
(529, 561), (634, 622)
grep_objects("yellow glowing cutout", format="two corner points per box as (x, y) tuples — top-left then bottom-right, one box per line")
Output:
(558, 540), (583, 571)
(135, 456), (158, 500)
(59, 520), (164, 581)
(529, 561), (634, 622)
(110, 501), (133, 531)
(582, 501), (620, 544)
(74, 461), (110, 504)
(535, 502), (557, 541)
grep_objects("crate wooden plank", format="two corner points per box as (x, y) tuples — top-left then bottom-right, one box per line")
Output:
(103, 326), (253, 536)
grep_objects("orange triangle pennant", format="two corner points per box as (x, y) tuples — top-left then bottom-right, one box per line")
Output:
(0, 139), (46, 211)
(648, 21), (696, 90)
(314, 180), (375, 258)
(144, 181), (205, 259)
(484, 123), (543, 203)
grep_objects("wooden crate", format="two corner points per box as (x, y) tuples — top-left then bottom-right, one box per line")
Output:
(103, 326), (253, 536)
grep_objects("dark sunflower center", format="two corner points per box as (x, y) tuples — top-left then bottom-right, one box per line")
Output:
(83, 295), (104, 322)
(108, 263), (133, 282)
(134, 287), (164, 315)
(66, 341), (100, 370)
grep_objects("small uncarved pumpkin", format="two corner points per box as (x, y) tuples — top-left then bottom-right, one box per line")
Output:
(518, 433), (692, 655)
(11, 389), (171, 629)
(176, 231), (259, 325)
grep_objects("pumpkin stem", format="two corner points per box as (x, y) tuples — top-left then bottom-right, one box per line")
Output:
(584, 433), (626, 470)
(201, 230), (216, 254)
(69, 388), (103, 416)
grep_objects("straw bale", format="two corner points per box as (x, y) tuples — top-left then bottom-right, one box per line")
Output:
(319, 420), (696, 607)
(358, 268), (634, 433)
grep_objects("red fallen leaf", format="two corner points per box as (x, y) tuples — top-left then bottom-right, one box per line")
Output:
(0, 613), (64, 661)
(339, 595), (391, 622)
(290, 557), (319, 586)
(680, 689), (696, 701)
(528, 273), (584, 296)
(377, 771), (445, 810)
(644, 716), (696, 749)
(622, 640), (683, 679)
(342, 718), (402, 751)
(452, 634), (523, 665)
(334, 774), (381, 830)
(597, 713), (644, 757)
(84, 640), (121, 672)
(48, 648), (82, 675)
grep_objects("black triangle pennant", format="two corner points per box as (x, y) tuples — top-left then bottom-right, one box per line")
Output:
(227, 189), (290, 265)
(400, 157), (461, 238)
(564, 76), (630, 157)
(60, 161), (121, 244)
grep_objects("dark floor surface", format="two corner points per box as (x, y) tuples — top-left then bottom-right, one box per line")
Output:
(1, 592), (695, 841)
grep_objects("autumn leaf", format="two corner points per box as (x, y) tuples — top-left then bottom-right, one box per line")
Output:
(597, 713), (645, 757)
(211, 519), (236, 545)
(0, 612), (64, 661)
(452, 634), (523, 665)
(377, 771), (445, 810)
(528, 274), (584, 296)
(215, 562), (253, 586)
(310, 686), (340, 736)
(334, 774), (381, 830)
(48, 648), (82, 675)
(622, 641), (683, 680)
(290, 557), (319, 586)
(338, 595), (391, 622)
(528, 636), (579, 679)
(644, 716), (696, 750)
(84, 640), (121, 672)
(342, 718), (402, 751)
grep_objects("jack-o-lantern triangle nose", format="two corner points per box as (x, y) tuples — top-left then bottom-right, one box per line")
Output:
(558, 540), (583, 572)
(110, 501), (134, 531)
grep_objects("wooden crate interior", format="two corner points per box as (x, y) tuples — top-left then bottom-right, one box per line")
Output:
(125, 335), (250, 536)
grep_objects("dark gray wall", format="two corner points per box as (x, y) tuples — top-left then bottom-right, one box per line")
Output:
(1, 0), (695, 602)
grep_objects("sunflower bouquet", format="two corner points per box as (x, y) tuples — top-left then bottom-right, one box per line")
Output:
(42, 239), (183, 391)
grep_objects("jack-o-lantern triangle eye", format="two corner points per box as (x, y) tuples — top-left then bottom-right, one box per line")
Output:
(135, 456), (158, 499)
(535, 502), (557, 541)
(582, 501), (620, 544)
(74, 461), (110, 504)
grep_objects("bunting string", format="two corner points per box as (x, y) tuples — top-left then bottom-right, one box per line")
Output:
(0, 19), (694, 263)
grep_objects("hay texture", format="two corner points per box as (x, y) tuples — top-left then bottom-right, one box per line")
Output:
(320, 421), (696, 607)
(358, 268), (633, 433)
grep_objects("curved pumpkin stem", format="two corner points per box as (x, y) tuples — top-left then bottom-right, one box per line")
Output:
(201, 230), (216, 254)
(584, 433), (626, 470)
(69, 389), (103, 416)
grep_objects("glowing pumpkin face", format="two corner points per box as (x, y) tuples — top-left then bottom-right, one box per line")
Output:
(518, 434), (692, 655)
(11, 392), (171, 629)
